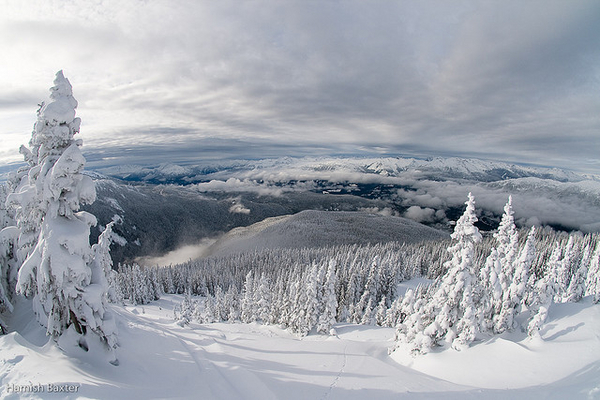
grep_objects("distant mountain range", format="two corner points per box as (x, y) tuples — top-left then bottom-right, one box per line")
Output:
(82, 155), (600, 265)
(93, 155), (595, 185)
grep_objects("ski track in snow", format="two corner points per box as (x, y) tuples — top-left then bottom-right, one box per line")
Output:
(321, 342), (347, 400)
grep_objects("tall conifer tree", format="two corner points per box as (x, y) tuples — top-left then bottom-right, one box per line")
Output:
(10, 72), (117, 360)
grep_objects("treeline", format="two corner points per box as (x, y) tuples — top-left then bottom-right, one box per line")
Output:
(113, 196), (600, 346)
(113, 241), (447, 313)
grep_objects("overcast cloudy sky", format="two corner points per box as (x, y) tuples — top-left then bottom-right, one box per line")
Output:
(0, 0), (599, 173)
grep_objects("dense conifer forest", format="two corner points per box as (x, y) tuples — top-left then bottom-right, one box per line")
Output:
(114, 200), (600, 350)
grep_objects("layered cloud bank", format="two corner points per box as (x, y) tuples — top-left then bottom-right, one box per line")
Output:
(1, 1), (599, 173)
(94, 156), (600, 234)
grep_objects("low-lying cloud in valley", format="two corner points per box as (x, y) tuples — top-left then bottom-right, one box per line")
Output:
(94, 157), (600, 240)
(193, 157), (600, 233)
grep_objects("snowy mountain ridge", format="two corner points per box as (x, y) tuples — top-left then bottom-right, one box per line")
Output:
(92, 155), (595, 185)
(204, 210), (449, 258)
(80, 154), (600, 265)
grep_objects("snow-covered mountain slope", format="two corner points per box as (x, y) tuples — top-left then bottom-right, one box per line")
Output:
(205, 210), (449, 257)
(85, 177), (394, 264)
(81, 154), (600, 264)
(1, 293), (598, 399)
(91, 155), (600, 234)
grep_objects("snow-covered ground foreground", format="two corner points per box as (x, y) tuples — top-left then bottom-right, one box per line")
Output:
(1, 294), (600, 399)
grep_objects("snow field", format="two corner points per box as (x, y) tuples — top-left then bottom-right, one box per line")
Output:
(392, 296), (600, 391)
(1, 294), (600, 399)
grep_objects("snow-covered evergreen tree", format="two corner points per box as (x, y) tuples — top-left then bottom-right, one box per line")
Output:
(435, 193), (482, 350)
(92, 219), (126, 306)
(224, 286), (239, 323)
(120, 264), (151, 305)
(255, 274), (271, 324)
(0, 185), (19, 327)
(212, 285), (226, 321)
(289, 278), (308, 334)
(544, 242), (563, 303)
(395, 285), (435, 354)
(10, 71), (117, 357)
(274, 276), (291, 327)
(5, 144), (43, 271)
(202, 294), (217, 323)
(353, 290), (371, 324)
(176, 290), (195, 327)
(364, 258), (380, 306)
(240, 271), (256, 323)
(492, 196), (519, 333)
(527, 242), (560, 338)
(527, 275), (554, 338)
(0, 226), (18, 333)
(375, 296), (388, 326)
(317, 260), (338, 335)
(360, 298), (376, 326)
(554, 236), (573, 301)
(106, 269), (125, 305)
(495, 197), (519, 277)
(397, 193), (482, 353)
(565, 241), (589, 303)
(396, 287), (417, 326)
(383, 295), (402, 327)
(496, 226), (535, 332)
(585, 242), (600, 303)
(478, 248), (502, 333)
(304, 262), (321, 333)
(0, 184), (14, 229)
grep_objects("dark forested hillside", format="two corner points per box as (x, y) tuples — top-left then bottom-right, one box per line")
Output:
(85, 177), (397, 263)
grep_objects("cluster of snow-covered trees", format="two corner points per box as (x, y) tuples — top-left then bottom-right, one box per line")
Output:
(115, 240), (444, 335)
(113, 197), (599, 348)
(395, 194), (600, 354)
(0, 72), (120, 363)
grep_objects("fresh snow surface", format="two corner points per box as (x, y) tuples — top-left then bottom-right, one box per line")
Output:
(1, 293), (599, 399)
(392, 296), (600, 394)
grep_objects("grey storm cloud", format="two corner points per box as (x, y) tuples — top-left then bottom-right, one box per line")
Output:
(0, 0), (599, 172)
